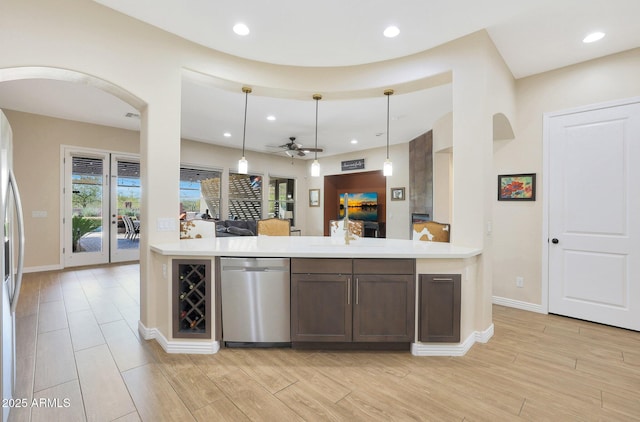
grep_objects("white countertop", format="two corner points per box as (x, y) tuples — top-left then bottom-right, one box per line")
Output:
(150, 236), (482, 259)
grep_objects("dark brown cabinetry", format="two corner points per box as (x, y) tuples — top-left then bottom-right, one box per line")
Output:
(291, 259), (352, 342)
(418, 274), (461, 343)
(291, 258), (415, 343)
(172, 259), (212, 339)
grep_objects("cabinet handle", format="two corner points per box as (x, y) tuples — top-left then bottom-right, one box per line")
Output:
(356, 278), (359, 305)
(347, 277), (351, 304)
(433, 277), (453, 281)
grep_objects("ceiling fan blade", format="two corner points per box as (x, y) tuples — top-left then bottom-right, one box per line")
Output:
(303, 147), (323, 152)
(297, 150), (306, 157)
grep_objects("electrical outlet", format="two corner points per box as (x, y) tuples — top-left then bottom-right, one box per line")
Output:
(162, 264), (167, 279)
(516, 276), (524, 288)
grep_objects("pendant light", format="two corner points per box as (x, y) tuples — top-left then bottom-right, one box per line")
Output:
(383, 89), (394, 176)
(238, 86), (252, 174)
(311, 93), (322, 177)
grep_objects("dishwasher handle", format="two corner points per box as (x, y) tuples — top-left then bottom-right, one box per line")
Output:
(222, 265), (289, 272)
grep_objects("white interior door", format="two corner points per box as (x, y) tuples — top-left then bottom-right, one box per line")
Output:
(548, 100), (640, 330)
(110, 156), (140, 263)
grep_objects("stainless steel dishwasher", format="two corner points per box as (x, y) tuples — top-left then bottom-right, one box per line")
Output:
(220, 257), (291, 347)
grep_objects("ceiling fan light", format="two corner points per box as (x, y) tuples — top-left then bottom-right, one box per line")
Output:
(383, 158), (393, 176)
(311, 160), (320, 177)
(238, 156), (248, 174)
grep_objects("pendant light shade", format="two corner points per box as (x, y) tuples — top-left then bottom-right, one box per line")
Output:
(311, 160), (320, 177)
(383, 89), (394, 176)
(238, 86), (252, 174)
(311, 93), (322, 177)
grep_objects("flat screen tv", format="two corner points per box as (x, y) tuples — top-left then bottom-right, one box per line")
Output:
(338, 192), (378, 222)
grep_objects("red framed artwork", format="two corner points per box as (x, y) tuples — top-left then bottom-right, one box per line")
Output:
(498, 173), (536, 201)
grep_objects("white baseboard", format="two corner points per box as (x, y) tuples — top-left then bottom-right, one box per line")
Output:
(137, 320), (220, 354)
(24, 264), (63, 273)
(411, 324), (494, 357)
(492, 296), (546, 314)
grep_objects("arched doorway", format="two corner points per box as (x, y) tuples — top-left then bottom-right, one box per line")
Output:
(0, 67), (145, 268)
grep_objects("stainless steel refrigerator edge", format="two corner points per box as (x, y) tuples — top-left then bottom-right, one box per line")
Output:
(1, 110), (25, 422)
(220, 257), (290, 346)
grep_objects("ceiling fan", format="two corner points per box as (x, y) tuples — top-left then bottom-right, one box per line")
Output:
(278, 137), (323, 157)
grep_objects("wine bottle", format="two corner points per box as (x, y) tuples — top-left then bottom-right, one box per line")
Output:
(190, 316), (199, 328)
(179, 292), (187, 301)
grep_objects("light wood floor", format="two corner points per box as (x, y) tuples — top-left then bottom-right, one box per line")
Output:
(9, 263), (640, 421)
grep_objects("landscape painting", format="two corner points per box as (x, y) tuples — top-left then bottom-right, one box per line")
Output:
(338, 192), (378, 221)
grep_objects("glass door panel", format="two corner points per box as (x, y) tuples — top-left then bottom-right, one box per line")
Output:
(65, 153), (109, 267)
(111, 156), (140, 262)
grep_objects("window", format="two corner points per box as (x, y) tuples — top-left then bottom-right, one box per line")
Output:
(180, 167), (222, 219)
(116, 160), (141, 219)
(228, 173), (262, 220)
(268, 177), (295, 226)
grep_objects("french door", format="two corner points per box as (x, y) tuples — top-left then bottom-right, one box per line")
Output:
(64, 148), (140, 267)
(547, 100), (640, 331)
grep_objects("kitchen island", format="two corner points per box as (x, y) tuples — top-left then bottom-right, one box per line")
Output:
(147, 236), (492, 356)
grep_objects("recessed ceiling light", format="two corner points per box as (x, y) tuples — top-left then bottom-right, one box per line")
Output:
(266, 115), (276, 121)
(233, 23), (250, 36)
(583, 32), (605, 43)
(383, 26), (400, 38)
(223, 132), (231, 137)
(350, 139), (358, 144)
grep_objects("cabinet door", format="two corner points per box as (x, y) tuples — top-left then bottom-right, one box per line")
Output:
(291, 273), (352, 342)
(353, 274), (415, 342)
(419, 274), (461, 343)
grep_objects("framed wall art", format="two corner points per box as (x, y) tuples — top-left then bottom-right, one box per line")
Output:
(390, 187), (405, 201)
(498, 173), (536, 201)
(309, 189), (320, 207)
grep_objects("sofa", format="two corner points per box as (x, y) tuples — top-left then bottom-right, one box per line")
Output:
(214, 219), (257, 237)
(180, 219), (257, 239)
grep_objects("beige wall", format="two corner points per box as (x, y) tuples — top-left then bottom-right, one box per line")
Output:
(5, 111), (139, 270)
(492, 48), (640, 305)
(1, 0), (513, 338)
(432, 112), (453, 223)
(7, 110), (414, 272)
(308, 143), (411, 239)
(180, 139), (311, 228)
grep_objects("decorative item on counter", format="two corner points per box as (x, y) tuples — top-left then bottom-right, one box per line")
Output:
(343, 193), (356, 245)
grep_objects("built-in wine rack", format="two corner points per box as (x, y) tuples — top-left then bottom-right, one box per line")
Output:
(172, 259), (211, 339)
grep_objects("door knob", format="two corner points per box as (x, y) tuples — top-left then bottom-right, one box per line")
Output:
(551, 238), (559, 244)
